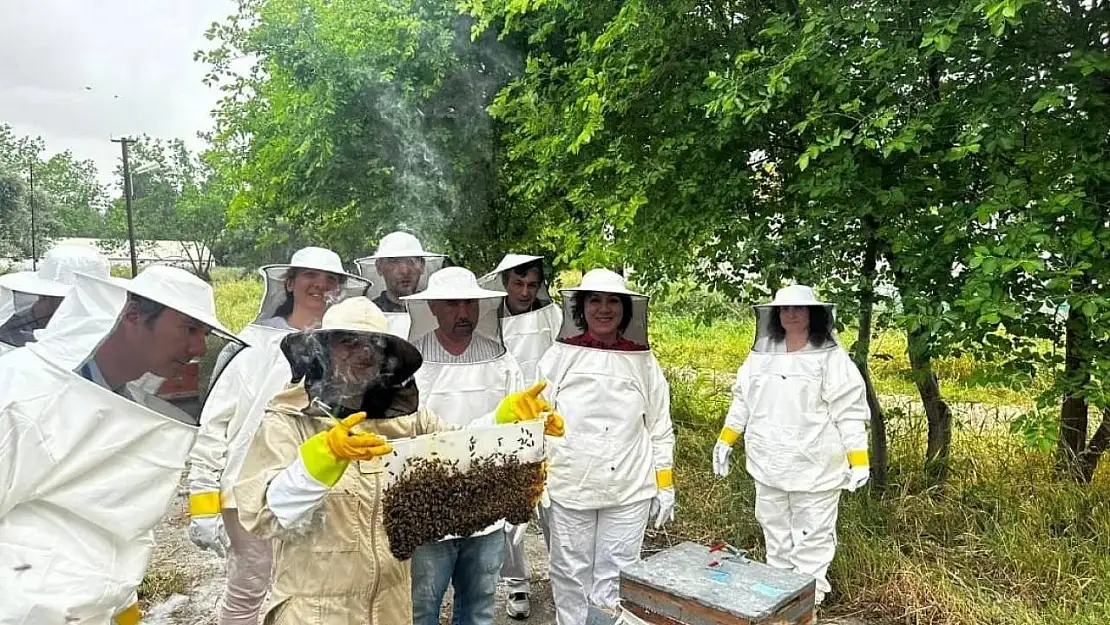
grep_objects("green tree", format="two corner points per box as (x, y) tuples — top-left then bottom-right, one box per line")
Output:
(469, 0), (1110, 484)
(200, 0), (523, 268)
(103, 137), (226, 279)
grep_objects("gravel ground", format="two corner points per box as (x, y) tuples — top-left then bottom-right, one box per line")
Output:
(143, 476), (871, 625)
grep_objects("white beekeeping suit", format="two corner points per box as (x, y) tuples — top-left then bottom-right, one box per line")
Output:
(478, 253), (562, 618)
(402, 267), (527, 625)
(0, 265), (243, 625)
(712, 284), (870, 605)
(536, 269), (675, 625)
(186, 247), (370, 625)
(354, 231), (446, 339)
(478, 253), (563, 383)
(0, 243), (112, 355)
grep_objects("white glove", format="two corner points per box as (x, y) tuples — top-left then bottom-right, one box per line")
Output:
(847, 466), (870, 492)
(712, 441), (733, 477)
(539, 486), (551, 509)
(650, 488), (675, 529)
(188, 514), (230, 557)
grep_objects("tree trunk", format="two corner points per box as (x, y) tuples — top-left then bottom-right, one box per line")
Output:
(1079, 408), (1110, 483)
(1057, 307), (1090, 480)
(850, 230), (888, 494)
(908, 328), (952, 485)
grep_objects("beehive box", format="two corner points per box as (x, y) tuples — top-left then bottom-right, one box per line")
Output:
(380, 420), (547, 560)
(619, 542), (816, 625)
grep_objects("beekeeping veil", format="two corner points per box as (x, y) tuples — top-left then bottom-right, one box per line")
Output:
(403, 267), (507, 363)
(280, 297), (423, 419)
(208, 247), (374, 383)
(478, 254), (554, 314)
(557, 269), (650, 351)
(751, 285), (839, 354)
(257, 246), (373, 326)
(0, 265), (246, 623)
(478, 254), (561, 381)
(0, 243), (112, 354)
(352, 229), (444, 310)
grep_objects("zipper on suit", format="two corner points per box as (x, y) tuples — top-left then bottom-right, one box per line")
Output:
(369, 471), (382, 618)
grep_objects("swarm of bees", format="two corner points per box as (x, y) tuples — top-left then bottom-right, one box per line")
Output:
(382, 453), (546, 560)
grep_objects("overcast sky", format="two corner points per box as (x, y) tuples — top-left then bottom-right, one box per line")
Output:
(0, 0), (236, 189)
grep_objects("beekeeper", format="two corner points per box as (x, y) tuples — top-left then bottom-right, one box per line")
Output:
(0, 264), (243, 625)
(187, 247), (371, 625)
(355, 231), (446, 337)
(0, 243), (112, 355)
(402, 266), (527, 625)
(478, 254), (562, 619)
(536, 268), (676, 625)
(712, 285), (870, 605)
(233, 296), (555, 625)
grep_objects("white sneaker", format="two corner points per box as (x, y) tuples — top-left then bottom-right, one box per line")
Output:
(506, 592), (531, 619)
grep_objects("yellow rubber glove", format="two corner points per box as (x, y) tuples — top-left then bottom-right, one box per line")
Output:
(496, 381), (565, 437)
(495, 381), (552, 423)
(543, 411), (565, 437)
(301, 411), (393, 487)
(114, 603), (141, 625)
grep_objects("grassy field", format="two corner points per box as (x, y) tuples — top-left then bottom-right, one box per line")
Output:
(210, 274), (1110, 624)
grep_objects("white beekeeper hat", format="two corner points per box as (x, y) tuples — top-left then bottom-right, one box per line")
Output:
(0, 244), (112, 297)
(402, 267), (505, 302)
(559, 268), (644, 298)
(755, 284), (830, 308)
(88, 264), (238, 340)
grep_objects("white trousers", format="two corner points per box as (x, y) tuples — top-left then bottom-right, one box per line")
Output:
(220, 508), (273, 625)
(547, 499), (651, 625)
(754, 481), (840, 604)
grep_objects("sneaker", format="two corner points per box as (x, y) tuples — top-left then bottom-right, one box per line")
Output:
(506, 592), (531, 620)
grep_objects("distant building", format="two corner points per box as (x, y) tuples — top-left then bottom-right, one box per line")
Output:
(53, 238), (215, 271)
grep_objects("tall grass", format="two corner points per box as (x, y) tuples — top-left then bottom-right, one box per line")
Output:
(658, 328), (1110, 625)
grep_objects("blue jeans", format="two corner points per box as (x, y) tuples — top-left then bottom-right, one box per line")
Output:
(411, 531), (506, 625)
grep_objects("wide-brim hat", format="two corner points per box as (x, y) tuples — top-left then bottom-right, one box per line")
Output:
(83, 265), (238, 341)
(0, 244), (113, 298)
(280, 296), (423, 384)
(402, 266), (504, 301)
(258, 246), (371, 288)
(754, 284), (830, 308)
(559, 268), (645, 298)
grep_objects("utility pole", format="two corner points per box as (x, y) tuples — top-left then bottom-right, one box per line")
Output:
(28, 158), (36, 271)
(112, 137), (138, 276)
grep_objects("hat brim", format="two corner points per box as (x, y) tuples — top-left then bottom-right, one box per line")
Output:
(79, 272), (241, 344)
(282, 328), (423, 384)
(401, 285), (506, 301)
(488, 254), (543, 277)
(258, 264), (372, 288)
(754, 301), (833, 308)
(354, 253), (446, 264)
(0, 271), (71, 298)
(559, 285), (647, 298)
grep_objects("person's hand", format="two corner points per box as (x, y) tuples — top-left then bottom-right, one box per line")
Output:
(543, 411), (565, 437)
(187, 514), (229, 557)
(651, 488), (675, 529)
(187, 491), (229, 556)
(712, 441), (733, 477)
(495, 381), (553, 424)
(301, 412), (392, 487)
(846, 449), (870, 492)
(847, 465), (870, 492)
